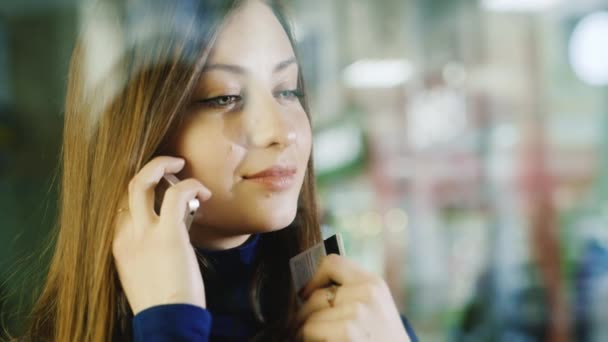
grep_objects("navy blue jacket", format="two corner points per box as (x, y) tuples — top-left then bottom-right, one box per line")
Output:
(132, 235), (418, 341)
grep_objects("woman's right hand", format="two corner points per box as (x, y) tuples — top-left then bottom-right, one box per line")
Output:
(112, 156), (212, 315)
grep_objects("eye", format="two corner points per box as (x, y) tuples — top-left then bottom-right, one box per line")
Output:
(275, 89), (303, 101)
(199, 95), (242, 109)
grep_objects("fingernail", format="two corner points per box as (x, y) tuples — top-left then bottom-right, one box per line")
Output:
(170, 159), (185, 168)
(200, 189), (212, 199)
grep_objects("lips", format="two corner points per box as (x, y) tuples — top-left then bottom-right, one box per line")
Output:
(244, 166), (297, 179)
(243, 166), (297, 191)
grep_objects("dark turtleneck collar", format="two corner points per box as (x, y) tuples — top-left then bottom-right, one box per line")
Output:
(194, 234), (262, 340)
(195, 234), (260, 277)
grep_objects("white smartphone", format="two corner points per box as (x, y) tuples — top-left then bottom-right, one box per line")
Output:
(155, 174), (200, 231)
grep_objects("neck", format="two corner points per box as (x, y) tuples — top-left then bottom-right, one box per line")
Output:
(188, 224), (252, 251)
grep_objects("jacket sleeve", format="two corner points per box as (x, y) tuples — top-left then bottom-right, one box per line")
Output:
(132, 304), (212, 342)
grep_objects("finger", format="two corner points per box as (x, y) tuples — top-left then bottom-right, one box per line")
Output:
(297, 283), (376, 326)
(300, 254), (372, 300)
(112, 205), (134, 258)
(159, 178), (211, 229)
(296, 286), (333, 326)
(306, 302), (367, 324)
(128, 156), (185, 226)
(298, 319), (360, 342)
(112, 191), (132, 255)
(114, 193), (130, 229)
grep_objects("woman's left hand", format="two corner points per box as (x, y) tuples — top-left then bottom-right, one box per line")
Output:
(296, 254), (410, 342)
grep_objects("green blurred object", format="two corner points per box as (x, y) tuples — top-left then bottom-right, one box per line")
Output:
(314, 111), (368, 185)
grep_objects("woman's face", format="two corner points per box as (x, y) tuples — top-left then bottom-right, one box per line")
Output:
(168, 0), (311, 247)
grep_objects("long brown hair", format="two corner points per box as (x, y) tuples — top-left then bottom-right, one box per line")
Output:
(16, 0), (321, 340)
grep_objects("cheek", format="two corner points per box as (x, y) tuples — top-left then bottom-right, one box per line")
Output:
(174, 123), (242, 188)
(296, 114), (313, 162)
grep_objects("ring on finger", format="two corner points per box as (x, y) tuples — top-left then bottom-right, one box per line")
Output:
(326, 284), (338, 308)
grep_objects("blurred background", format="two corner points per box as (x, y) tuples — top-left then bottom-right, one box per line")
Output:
(2, 0), (608, 341)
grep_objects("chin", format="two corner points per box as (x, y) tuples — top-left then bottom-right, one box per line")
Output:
(192, 201), (299, 235)
(240, 204), (296, 233)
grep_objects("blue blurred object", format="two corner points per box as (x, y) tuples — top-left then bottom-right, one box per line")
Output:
(575, 238), (608, 342)
(454, 264), (549, 342)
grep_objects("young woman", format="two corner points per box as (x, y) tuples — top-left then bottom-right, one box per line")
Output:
(18, 0), (417, 340)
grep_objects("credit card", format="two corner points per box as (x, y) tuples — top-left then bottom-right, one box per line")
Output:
(289, 234), (345, 302)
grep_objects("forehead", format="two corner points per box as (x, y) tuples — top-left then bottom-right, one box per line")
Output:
(206, 0), (295, 69)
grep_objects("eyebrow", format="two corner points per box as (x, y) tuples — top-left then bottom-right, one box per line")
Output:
(203, 56), (297, 75)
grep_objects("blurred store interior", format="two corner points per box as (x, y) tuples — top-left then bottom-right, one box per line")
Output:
(2, 0), (608, 340)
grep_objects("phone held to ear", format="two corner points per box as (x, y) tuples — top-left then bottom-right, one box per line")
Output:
(155, 174), (200, 231)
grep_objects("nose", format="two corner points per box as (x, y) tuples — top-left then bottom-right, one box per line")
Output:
(244, 87), (297, 149)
